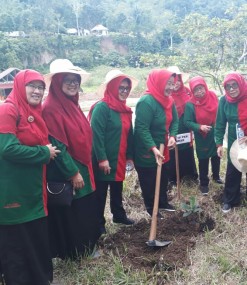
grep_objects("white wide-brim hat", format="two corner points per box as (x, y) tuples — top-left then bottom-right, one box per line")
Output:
(97, 69), (139, 97)
(230, 139), (247, 173)
(44, 59), (90, 90)
(167, 66), (190, 83)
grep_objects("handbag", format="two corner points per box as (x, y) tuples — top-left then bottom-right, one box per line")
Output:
(47, 181), (74, 206)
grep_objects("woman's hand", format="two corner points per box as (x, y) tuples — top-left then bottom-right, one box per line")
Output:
(167, 136), (176, 150)
(152, 147), (164, 166)
(46, 144), (61, 160)
(200, 125), (212, 134)
(71, 172), (84, 190)
(217, 146), (223, 158)
(99, 160), (111, 175)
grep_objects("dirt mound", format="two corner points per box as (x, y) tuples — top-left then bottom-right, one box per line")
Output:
(99, 211), (215, 274)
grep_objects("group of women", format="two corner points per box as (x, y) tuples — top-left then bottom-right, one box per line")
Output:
(0, 59), (246, 284)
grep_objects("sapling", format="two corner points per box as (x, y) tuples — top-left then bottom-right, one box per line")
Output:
(181, 196), (202, 217)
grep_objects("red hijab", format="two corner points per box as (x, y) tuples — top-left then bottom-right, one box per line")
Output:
(88, 76), (133, 121)
(171, 74), (191, 118)
(42, 73), (92, 166)
(224, 72), (247, 134)
(145, 69), (175, 162)
(0, 69), (48, 146)
(87, 76), (134, 180)
(189, 76), (218, 126)
(146, 69), (174, 125)
(146, 69), (174, 110)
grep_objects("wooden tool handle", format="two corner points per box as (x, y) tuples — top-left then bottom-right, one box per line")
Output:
(149, 143), (164, 241)
(175, 145), (181, 200)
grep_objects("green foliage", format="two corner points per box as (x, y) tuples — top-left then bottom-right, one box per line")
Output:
(69, 49), (94, 68)
(101, 51), (128, 68)
(0, 0), (245, 80)
(181, 196), (202, 217)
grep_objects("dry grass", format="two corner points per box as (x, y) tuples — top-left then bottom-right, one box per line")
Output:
(52, 150), (247, 285)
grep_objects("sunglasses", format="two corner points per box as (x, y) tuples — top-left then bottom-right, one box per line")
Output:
(225, 82), (239, 91)
(63, 79), (80, 86)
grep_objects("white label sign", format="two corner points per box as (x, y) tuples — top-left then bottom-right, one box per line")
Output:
(176, 132), (191, 145)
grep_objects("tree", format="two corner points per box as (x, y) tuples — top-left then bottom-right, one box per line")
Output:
(156, 11), (180, 51)
(67, 0), (84, 35)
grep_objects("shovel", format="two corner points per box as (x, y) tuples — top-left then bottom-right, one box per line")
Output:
(175, 145), (181, 201)
(146, 143), (172, 247)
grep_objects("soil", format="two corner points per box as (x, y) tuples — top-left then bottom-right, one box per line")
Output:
(97, 182), (247, 282)
(99, 210), (215, 273)
(97, 180), (216, 285)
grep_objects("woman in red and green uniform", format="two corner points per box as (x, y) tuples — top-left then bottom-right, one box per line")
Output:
(184, 76), (221, 196)
(89, 70), (138, 234)
(215, 72), (247, 213)
(0, 70), (59, 284)
(168, 72), (198, 186)
(134, 69), (178, 217)
(43, 59), (100, 259)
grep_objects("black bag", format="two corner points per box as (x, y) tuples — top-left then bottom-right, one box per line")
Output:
(47, 181), (74, 206)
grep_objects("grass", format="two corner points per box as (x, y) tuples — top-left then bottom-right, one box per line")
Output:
(83, 66), (153, 95)
(52, 150), (247, 285)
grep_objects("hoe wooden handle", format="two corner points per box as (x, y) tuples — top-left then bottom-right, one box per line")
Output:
(175, 145), (181, 200)
(149, 143), (164, 241)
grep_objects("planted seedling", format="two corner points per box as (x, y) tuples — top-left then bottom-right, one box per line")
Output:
(181, 196), (202, 217)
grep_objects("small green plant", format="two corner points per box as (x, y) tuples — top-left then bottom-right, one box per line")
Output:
(181, 196), (202, 217)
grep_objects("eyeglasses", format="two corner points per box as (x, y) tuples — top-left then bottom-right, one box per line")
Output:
(225, 82), (239, 91)
(63, 79), (80, 86)
(119, 86), (131, 93)
(166, 81), (175, 88)
(193, 86), (204, 93)
(26, 84), (45, 92)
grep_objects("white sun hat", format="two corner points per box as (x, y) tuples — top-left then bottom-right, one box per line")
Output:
(230, 139), (247, 173)
(96, 69), (139, 97)
(167, 66), (190, 83)
(44, 59), (90, 90)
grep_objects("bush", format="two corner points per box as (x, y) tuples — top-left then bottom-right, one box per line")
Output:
(101, 51), (128, 67)
(69, 49), (94, 69)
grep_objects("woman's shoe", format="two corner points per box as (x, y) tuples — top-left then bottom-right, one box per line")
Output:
(113, 217), (135, 225)
(213, 178), (224, 184)
(222, 203), (231, 213)
(200, 185), (209, 196)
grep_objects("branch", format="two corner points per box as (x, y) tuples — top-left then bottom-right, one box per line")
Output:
(238, 39), (247, 63)
(188, 69), (223, 95)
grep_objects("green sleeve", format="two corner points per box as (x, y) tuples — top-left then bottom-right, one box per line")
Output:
(135, 100), (156, 150)
(126, 123), (134, 159)
(184, 102), (201, 133)
(0, 133), (50, 164)
(215, 97), (227, 146)
(169, 103), (179, 136)
(91, 103), (109, 161)
(49, 136), (79, 179)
